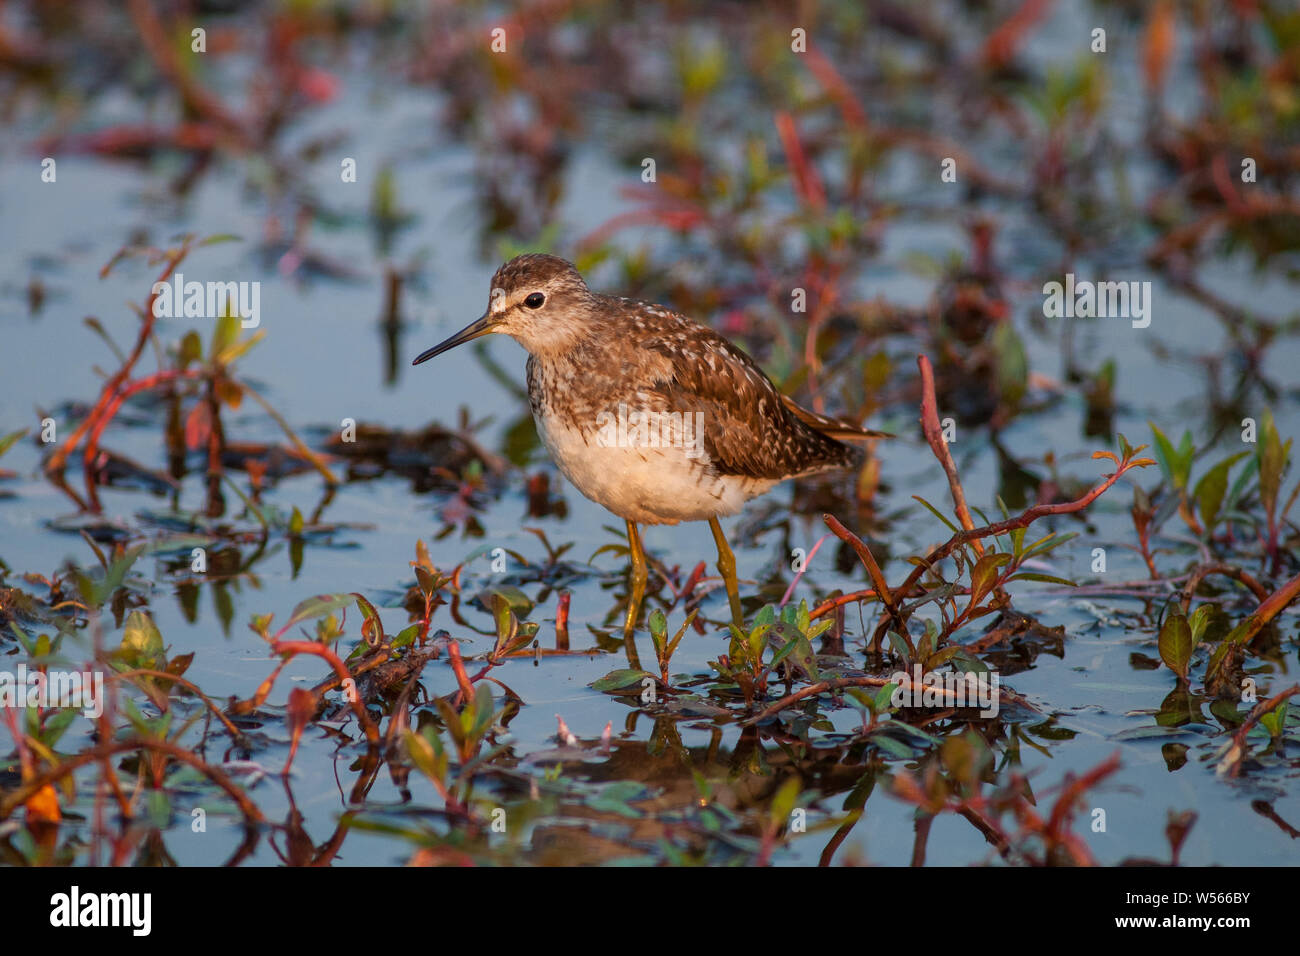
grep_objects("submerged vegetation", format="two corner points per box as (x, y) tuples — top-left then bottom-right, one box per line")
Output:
(1, 0), (1299, 866)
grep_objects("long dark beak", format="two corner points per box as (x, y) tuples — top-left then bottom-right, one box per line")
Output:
(411, 312), (495, 365)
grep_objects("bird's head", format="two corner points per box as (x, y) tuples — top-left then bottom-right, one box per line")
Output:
(412, 254), (597, 365)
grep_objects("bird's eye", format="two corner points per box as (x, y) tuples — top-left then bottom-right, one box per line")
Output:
(524, 292), (546, 309)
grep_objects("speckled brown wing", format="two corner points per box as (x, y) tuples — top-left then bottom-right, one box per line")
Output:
(620, 301), (861, 480)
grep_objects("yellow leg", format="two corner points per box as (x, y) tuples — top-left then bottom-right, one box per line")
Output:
(709, 516), (745, 630)
(623, 521), (647, 663)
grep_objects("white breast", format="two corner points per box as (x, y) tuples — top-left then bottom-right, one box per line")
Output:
(534, 410), (774, 525)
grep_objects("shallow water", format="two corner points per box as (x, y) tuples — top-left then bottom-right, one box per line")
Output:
(1, 1), (1298, 866)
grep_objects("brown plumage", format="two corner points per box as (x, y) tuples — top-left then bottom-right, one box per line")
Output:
(414, 253), (888, 526)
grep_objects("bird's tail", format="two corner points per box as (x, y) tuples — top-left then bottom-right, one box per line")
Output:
(780, 394), (894, 442)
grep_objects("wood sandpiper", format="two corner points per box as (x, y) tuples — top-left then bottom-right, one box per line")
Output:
(413, 254), (888, 638)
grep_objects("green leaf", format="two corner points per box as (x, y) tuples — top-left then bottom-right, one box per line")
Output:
(120, 610), (164, 668)
(222, 474), (267, 530)
(1112, 724), (1199, 741)
(352, 592), (385, 646)
(871, 732), (916, 759)
(912, 495), (960, 533)
(769, 632), (800, 671)
(727, 623), (747, 661)
(926, 646), (963, 668)
(969, 551), (1012, 603)
(993, 321), (1028, 408)
(1258, 410), (1290, 519)
(648, 609), (667, 655)
(1020, 531), (1078, 560)
(391, 624), (421, 650)
(663, 610), (697, 665)
(0, 429), (26, 459)
(477, 585), (534, 619)
(1187, 604), (1215, 644)
(1149, 423), (1192, 489)
(951, 650), (988, 673)
(1204, 640), (1233, 684)
(281, 593), (356, 636)
(1224, 618), (1254, 648)
(209, 311), (240, 363)
(178, 330), (203, 368)
(198, 233), (242, 247)
(1006, 572), (1078, 586)
(404, 728), (447, 783)
(590, 669), (654, 692)
(469, 683), (495, 740)
(1158, 613), (1193, 682)
(1224, 454), (1259, 516)
(120, 697), (152, 736)
(807, 618), (834, 641)
(413, 565), (441, 597)
(148, 789), (172, 828)
(587, 542), (626, 563)
(434, 697), (466, 750)
(795, 599), (812, 635)
(99, 543), (147, 605)
(1260, 703), (1288, 738)
(917, 622), (935, 662)
(748, 625), (767, 669)
(588, 781), (647, 819)
(768, 777), (802, 828)
(41, 708), (81, 748)
(1176, 430), (1194, 474)
(215, 329), (266, 367)
(1192, 452), (1249, 533)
